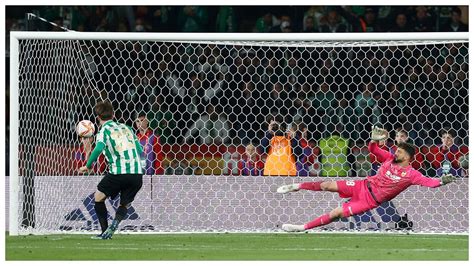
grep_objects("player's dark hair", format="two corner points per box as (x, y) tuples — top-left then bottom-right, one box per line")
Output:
(94, 101), (114, 121)
(397, 142), (416, 160)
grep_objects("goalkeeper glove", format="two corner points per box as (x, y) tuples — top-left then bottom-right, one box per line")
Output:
(371, 126), (388, 141)
(440, 174), (456, 185)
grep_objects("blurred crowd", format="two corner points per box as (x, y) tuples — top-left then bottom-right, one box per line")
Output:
(62, 39), (468, 178)
(6, 6), (469, 33)
(5, 5), (469, 178)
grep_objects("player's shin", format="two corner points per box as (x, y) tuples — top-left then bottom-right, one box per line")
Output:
(94, 201), (108, 233)
(299, 182), (323, 191)
(304, 213), (334, 230)
(114, 205), (128, 224)
(108, 205), (128, 231)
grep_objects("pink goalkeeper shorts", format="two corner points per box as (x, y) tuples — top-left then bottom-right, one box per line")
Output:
(336, 179), (379, 218)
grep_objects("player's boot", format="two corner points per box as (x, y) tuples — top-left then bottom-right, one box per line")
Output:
(90, 233), (104, 240)
(282, 224), (305, 232)
(277, 184), (300, 194)
(101, 220), (119, 240)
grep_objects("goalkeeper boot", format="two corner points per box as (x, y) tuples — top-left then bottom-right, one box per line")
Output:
(101, 220), (119, 240)
(277, 184), (300, 194)
(282, 224), (305, 232)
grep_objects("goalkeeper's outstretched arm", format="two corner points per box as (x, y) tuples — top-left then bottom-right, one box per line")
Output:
(410, 170), (456, 187)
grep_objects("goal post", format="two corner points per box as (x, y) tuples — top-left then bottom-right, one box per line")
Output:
(9, 32), (469, 235)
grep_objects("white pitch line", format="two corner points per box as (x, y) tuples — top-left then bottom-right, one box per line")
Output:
(10, 245), (468, 253)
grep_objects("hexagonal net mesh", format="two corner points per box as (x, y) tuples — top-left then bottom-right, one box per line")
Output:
(12, 36), (468, 234)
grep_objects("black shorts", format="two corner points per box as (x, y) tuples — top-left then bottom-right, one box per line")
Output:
(97, 173), (143, 205)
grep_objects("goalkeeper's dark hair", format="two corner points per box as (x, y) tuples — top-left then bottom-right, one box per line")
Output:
(94, 101), (114, 121)
(397, 142), (416, 160)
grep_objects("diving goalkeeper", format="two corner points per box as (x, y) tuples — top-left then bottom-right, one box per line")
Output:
(277, 126), (456, 232)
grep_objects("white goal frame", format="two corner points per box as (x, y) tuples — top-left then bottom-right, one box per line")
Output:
(9, 32), (469, 236)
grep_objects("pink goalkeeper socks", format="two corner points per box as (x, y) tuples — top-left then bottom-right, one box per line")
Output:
(304, 213), (333, 230)
(299, 182), (323, 191)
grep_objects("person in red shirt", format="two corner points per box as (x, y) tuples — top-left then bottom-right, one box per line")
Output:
(276, 126), (455, 232)
(426, 128), (466, 177)
(74, 137), (106, 174)
(238, 144), (264, 176)
(135, 113), (164, 175)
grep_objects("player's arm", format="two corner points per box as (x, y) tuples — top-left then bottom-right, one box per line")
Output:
(368, 141), (393, 161)
(134, 135), (143, 155)
(368, 127), (394, 163)
(85, 142), (106, 169)
(79, 129), (106, 173)
(410, 170), (456, 187)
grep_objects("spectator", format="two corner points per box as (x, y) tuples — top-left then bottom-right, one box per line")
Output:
(440, 7), (468, 32)
(184, 104), (230, 145)
(178, 6), (208, 32)
(332, 98), (355, 140)
(216, 6), (237, 32)
(413, 6), (434, 32)
(458, 154), (468, 177)
(319, 10), (349, 32)
(135, 112), (165, 175)
(238, 144), (264, 176)
(235, 81), (259, 144)
(134, 17), (151, 32)
(337, 6), (382, 32)
(318, 124), (351, 177)
(266, 82), (292, 115)
(359, 7), (383, 32)
(148, 95), (176, 145)
(426, 128), (465, 177)
(312, 83), (335, 135)
(292, 124), (315, 176)
(74, 137), (106, 174)
(354, 83), (379, 140)
(303, 6), (325, 31)
(389, 13), (410, 32)
(302, 16), (319, 32)
(255, 12), (278, 33)
(261, 120), (298, 176)
(270, 14), (293, 33)
(148, 6), (176, 32)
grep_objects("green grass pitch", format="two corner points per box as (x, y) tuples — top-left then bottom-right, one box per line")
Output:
(6, 233), (467, 260)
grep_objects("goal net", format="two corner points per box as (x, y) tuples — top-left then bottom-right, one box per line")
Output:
(9, 32), (468, 235)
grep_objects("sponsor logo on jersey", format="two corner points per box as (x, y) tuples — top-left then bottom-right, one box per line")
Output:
(385, 170), (401, 182)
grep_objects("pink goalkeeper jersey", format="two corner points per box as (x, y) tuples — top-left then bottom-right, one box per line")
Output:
(367, 142), (442, 203)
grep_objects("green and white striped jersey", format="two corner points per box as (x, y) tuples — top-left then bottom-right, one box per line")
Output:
(96, 120), (143, 174)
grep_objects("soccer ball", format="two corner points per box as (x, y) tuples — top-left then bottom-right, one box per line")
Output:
(76, 120), (95, 138)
